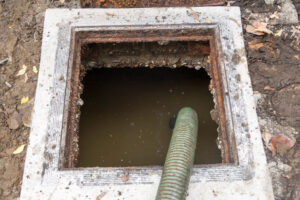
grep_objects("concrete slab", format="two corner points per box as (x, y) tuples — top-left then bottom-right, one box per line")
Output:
(20, 7), (274, 200)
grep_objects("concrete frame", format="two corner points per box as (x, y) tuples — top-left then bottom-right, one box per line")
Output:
(20, 7), (274, 200)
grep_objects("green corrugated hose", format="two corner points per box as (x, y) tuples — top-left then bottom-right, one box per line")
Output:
(156, 107), (198, 200)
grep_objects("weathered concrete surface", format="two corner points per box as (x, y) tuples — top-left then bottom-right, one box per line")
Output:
(20, 7), (274, 200)
(270, 0), (299, 24)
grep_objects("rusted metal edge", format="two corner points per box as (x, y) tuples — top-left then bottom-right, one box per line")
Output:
(209, 37), (233, 164)
(63, 31), (82, 168)
(63, 28), (234, 168)
(80, 0), (226, 8)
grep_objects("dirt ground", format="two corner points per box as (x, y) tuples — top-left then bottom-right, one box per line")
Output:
(0, 0), (299, 199)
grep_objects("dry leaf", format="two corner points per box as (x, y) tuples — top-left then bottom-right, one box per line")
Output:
(270, 11), (279, 19)
(274, 29), (283, 37)
(96, 0), (105, 4)
(268, 47), (275, 55)
(248, 39), (261, 45)
(105, 12), (115, 17)
(291, 26), (300, 37)
(246, 22), (273, 35)
(264, 86), (275, 91)
(16, 65), (27, 76)
(249, 42), (264, 50)
(21, 96), (29, 104)
(121, 176), (129, 182)
(13, 144), (26, 154)
(246, 25), (264, 36)
(59, 0), (65, 3)
(270, 135), (296, 156)
(188, 9), (199, 21)
(255, 25), (273, 34)
(96, 192), (107, 200)
(118, 170), (129, 182)
(294, 84), (300, 90)
(262, 132), (272, 148)
(206, 19), (212, 24)
(24, 73), (28, 83)
(32, 66), (38, 73)
(294, 55), (300, 61)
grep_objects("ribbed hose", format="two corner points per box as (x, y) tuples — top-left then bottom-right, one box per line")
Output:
(156, 107), (198, 200)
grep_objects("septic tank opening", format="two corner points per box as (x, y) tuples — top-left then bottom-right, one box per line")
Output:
(77, 67), (221, 167)
(62, 29), (235, 168)
(21, 9), (273, 199)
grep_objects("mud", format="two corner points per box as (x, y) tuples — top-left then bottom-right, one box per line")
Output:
(80, 0), (225, 8)
(233, 1), (300, 199)
(0, 0), (299, 199)
(0, 1), (79, 199)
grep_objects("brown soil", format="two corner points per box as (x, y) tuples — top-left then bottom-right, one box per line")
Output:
(0, 0), (299, 199)
(80, 0), (225, 8)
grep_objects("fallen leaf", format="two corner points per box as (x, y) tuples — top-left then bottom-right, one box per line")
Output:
(246, 22), (273, 35)
(13, 144), (26, 154)
(24, 73), (28, 83)
(264, 86), (275, 91)
(268, 47), (275, 55)
(59, 0), (65, 3)
(248, 39), (260, 45)
(249, 42), (264, 50)
(294, 84), (300, 90)
(262, 132), (273, 151)
(96, 0), (105, 4)
(269, 11), (279, 19)
(118, 170), (129, 182)
(32, 66), (38, 73)
(187, 9), (199, 21)
(105, 12), (115, 17)
(206, 19), (212, 24)
(21, 96), (29, 104)
(274, 29), (283, 37)
(291, 26), (300, 37)
(255, 24), (273, 34)
(96, 192), (107, 200)
(16, 65), (27, 76)
(294, 55), (300, 61)
(270, 135), (296, 156)
(121, 175), (129, 182)
(246, 25), (264, 36)
(296, 38), (300, 46)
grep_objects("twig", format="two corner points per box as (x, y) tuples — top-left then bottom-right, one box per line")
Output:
(0, 57), (9, 65)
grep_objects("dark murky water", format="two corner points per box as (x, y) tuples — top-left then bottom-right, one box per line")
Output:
(77, 67), (221, 167)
